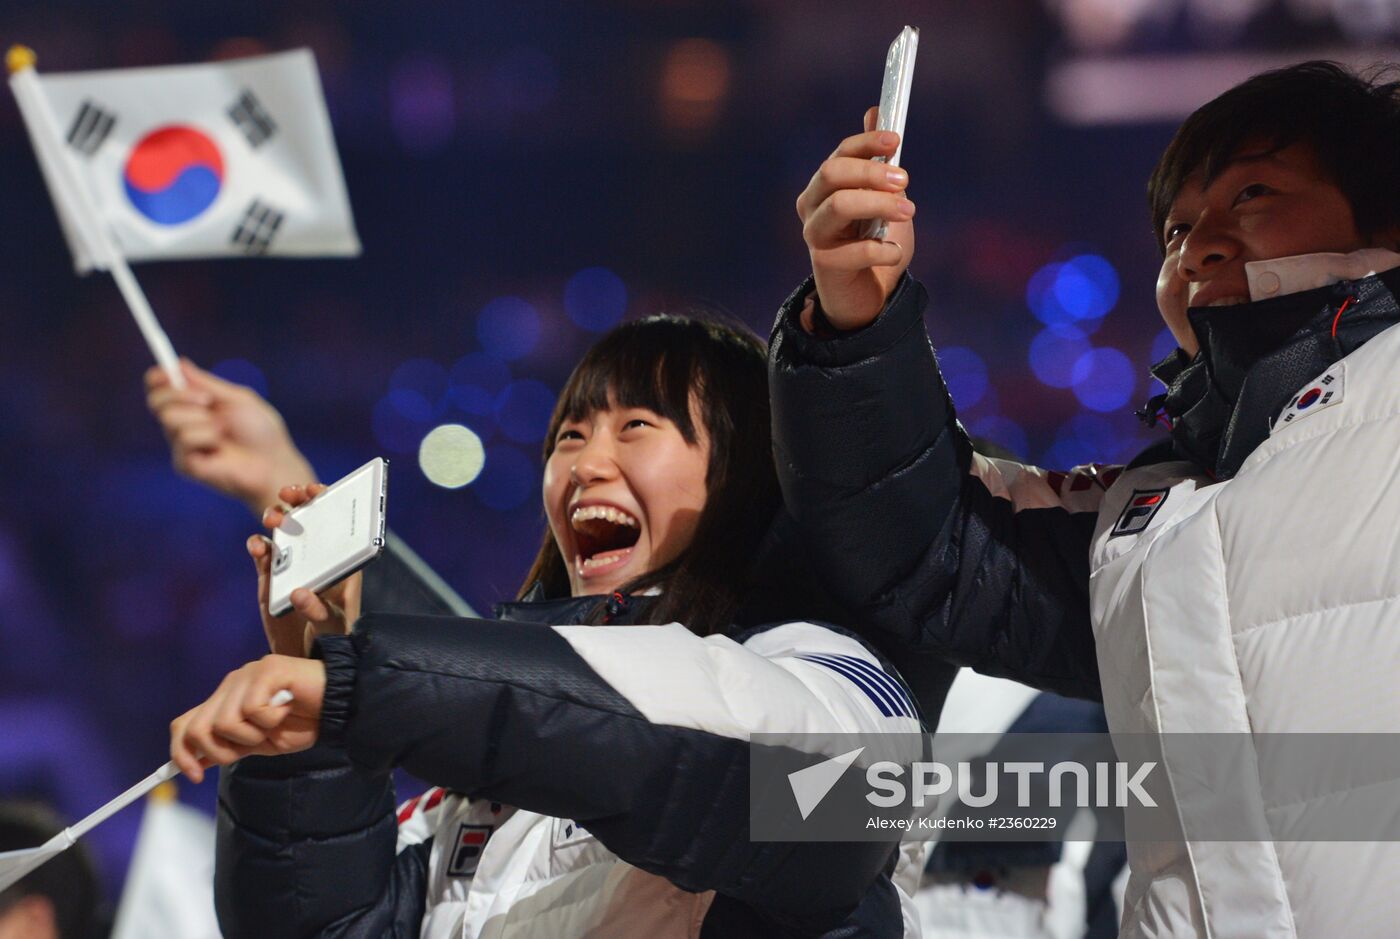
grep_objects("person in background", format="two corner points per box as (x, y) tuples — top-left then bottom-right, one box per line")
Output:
(0, 803), (102, 939)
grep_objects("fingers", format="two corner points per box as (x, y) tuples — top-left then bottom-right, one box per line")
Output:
(146, 361), (203, 393)
(247, 533), (272, 564)
(798, 151), (908, 223)
(167, 418), (223, 454)
(170, 682), (251, 784)
(271, 482), (324, 515)
(261, 716), (320, 755)
(179, 359), (252, 402)
(248, 533), (278, 618)
(798, 154), (908, 220)
(804, 189), (915, 251)
(169, 711), (205, 782)
(810, 238), (908, 275)
(239, 668), (298, 731)
(290, 587), (333, 624)
(262, 504), (287, 531)
(148, 383), (227, 472)
(241, 655), (326, 722)
(864, 105), (878, 133)
(146, 384), (214, 414)
(260, 482), (325, 530)
(211, 685), (272, 748)
(169, 658), (322, 782)
(830, 128), (899, 162)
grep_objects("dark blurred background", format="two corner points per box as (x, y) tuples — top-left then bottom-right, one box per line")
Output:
(2, 0), (1398, 901)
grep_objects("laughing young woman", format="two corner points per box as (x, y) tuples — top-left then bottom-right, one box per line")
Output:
(168, 315), (923, 939)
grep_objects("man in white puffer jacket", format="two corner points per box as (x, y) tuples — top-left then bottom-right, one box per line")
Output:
(770, 61), (1400, 937)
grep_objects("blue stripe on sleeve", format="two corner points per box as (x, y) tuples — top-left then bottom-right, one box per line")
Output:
(806, 653), (918, 718)
(795, 654), (906, 718)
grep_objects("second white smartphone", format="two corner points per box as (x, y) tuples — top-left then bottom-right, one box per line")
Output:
(861, 25), (919, 242)
(268, 457), (388, 617)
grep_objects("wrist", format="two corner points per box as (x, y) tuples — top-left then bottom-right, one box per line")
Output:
(800, 292), (849, 339)
(243, 450), (319, 518)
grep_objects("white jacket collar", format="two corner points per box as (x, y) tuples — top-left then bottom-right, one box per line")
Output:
(1245, 247), (1400, 301)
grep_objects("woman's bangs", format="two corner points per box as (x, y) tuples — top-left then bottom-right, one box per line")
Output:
(562, 326), (698, 428)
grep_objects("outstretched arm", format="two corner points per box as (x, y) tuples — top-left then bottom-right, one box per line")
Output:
(327, 614), (921, 933)
(771, 116), (1103, 701)
(171, 616), (921, 933)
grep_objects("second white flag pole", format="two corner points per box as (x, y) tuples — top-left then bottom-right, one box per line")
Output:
(6, 45), (186, 388)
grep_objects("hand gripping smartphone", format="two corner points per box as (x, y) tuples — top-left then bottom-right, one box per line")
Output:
(268, 457), (388, 617)
(861, 25), (919, 242)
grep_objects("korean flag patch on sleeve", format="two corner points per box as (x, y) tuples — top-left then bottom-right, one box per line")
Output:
(1274, 361), (1345, 432)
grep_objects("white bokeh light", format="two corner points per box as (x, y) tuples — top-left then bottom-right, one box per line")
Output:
(419, 424), (486, 489)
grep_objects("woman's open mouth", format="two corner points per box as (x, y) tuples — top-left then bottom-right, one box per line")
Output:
(570, 504), (642, 580)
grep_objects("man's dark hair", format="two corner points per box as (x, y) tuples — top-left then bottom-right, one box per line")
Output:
(0, 802), (101, 939)
(1148, 61), (1400, 253)
(519, 313), (778, 636)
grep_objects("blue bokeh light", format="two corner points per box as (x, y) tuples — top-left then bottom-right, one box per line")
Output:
(1070, 347), (1136, 412)
(1040, 412), (1136, 469)
(449, 353), (512, 416)
(938, 346), (989, 408)
(474, 444), (537, 511)
(372, 394), (435, 455)
(1038, 438), (1087, 471)
(1027, 254), (1120, 329)
(1065, 411), (1123, 456)
(966, 415), (1029, 460)
(1151, 326), (1179, 364)
(1041, 411), (1118, 469)
(477, 297), (542, 361)
(389, 358), (449, 421)
(564, 267), (628, 332)
(211, 358), (268, 398)
(495, 379), (557, 444)
(1028, 326), (1092, 388)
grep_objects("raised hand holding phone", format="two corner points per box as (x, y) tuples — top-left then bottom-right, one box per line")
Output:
(796, 27), (919, 332)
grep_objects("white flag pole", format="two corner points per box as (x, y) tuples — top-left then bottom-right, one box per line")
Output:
(0, 689), (294, 893)
(6, 45), (186, 388)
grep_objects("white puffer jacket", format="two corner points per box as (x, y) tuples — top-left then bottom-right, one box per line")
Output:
(768, 250), (1400, 939)
(1088, 314), (1400, 938)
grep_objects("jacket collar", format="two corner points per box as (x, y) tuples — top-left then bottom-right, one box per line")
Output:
(492, 582), (656, 626)
(1147, 252), (1400, 479)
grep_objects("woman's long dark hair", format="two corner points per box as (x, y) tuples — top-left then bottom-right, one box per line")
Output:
(518, 314), (779, 636)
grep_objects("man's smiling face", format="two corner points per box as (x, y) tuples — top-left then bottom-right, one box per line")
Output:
(1155, 142), (1378, 357)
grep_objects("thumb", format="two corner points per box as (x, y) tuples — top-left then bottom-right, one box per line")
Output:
(248, 535), (274, 605)
(181, 358), (245, 401)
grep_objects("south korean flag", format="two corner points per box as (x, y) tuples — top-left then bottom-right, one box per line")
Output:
(24, 48), (359, 272)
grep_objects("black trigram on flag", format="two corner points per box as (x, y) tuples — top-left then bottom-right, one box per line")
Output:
(231, 199), (285, 254)
(227, 89), (277, 147)
(66, 100), (115, 156)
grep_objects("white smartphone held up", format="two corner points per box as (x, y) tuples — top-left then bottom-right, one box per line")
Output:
(861, 25), (919, 242)
(268, 457), (388, 617)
